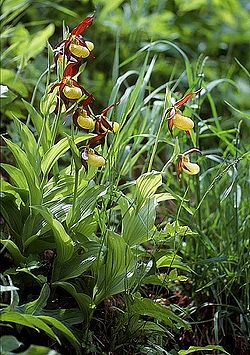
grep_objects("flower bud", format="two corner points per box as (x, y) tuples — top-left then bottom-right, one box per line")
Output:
(182, 161), (200, 175)
(63, 85), (82, 99)
(87, 150), (105, 167)
(69, 44), (90, 58)
(85, 41), (94, 51)
(173, 113), (194, 131)
(77, 113), (95, 130)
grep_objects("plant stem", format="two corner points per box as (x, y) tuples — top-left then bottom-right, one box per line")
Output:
(71, 166), (79, 220)
(147, 89), (168, 172)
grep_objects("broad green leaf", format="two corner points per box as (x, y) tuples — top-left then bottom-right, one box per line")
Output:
(59, 255), (96, 281)
(43, 175), (80, 203)
(135, 171), (162, 205)
(66, 183), (107, 228)
(0, 193), (24, 236)
(0, 239), (26, 264)
(32, 206), (74, 266)
(41, 135), (93, 177)
(0, 163), (28, 189)
(155, 193), (175, 202)
(4, 138), (42, 205)
(41, 308), (84, 326)
(120, 196), (157, 246)
(20, 344), (61, 355)
(24, 284), (50, 315)
(54, 281), (92, 318)
(0, 335), (22, 352)
(1, 180), (28, 207)
(178, 345), (230, 355)
(66, 134), (82, 171)
(13, 116), (40, 172)
(93, 230), (136, 304)
(165, 222), (194, 237)
(40, 89), (58, 116)
(9, 266), (45, 285)
(131, 297), (189, 328)
(22, 100), (43, 135)
(38, 316), (80, 349)
(0, 68), (28, 97)
(156, 253), (190, 272)
(0, 312), (59, 342)
(22, 100), (51, 152)
(27, 24), (54, 61)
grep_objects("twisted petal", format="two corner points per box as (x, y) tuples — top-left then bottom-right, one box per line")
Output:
(71, 15), (94, 36)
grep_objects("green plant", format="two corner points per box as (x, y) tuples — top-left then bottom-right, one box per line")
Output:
(0, 14), (196, 354)
(1, 6), (249, 355)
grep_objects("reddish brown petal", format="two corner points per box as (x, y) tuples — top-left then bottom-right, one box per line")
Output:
(185, 130), (190, 136)
(100, 116), (113, 131)
(174, 92), (194, 108)
(80, 93), (94, 108)
(81, 147), (89, 171)
(95, 120), (102, 134)
(71, 15), (94, 36)
(49, 82), (61, 93)
(101, 101), (120, 115)
(63, 62), (82, 77)
(177, 159), (182, 178)
(168, 118), (174, 135)
(88, 132), (107, 148)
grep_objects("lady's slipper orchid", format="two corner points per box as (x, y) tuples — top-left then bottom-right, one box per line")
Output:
(177, 148), (201, 178)
(76, 111), (95, 130)
(50, 62), (90, 110)
(81, 147), (105, 169)
(95, 102), (120, 134)
(166, 88), (202, 135)
(73, 94), (95, 130)
(54, 15), (95, 63)
(172, 112), (194, 131)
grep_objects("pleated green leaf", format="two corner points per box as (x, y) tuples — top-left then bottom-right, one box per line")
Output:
(93, 230), (136, 304)
(37, 315), (80, 349)
(0, 312), (58, 342)
(4, 138), (42, 206)
(41, 134), (93, 177)
(0, 239), (26, 264)
(131, 298), (189, 329)
(32, 206), (74, 264)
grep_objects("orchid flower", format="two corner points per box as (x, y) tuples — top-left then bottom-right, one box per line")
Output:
(54, 15), (94, 63)
(166, 88), (202, 135)
(50, 62), (91, 110)
(177, 148), (201, 178)
(73, 94), (95, 130)
(94, 102), (120, 134)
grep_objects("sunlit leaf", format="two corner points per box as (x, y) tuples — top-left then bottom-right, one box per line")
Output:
(178, 345), (230, 355)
